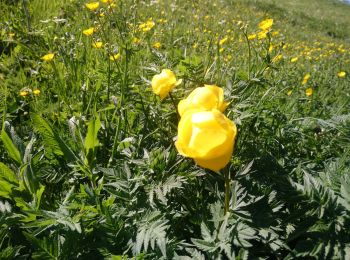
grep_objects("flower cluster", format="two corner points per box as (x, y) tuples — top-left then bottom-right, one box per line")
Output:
(151, 70), (237, 172)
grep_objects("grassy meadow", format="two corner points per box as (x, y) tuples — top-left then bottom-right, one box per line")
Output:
(1, 0), (350, 258)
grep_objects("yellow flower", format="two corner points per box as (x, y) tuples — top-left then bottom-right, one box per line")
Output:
(219, 37), (228, 45)
(92, 41), (103, 48)
(132, 37), (141, 44)
(287, 90), (292, 96)
(337, 71), (346, 78)
(305, 88), (313, 97)
(41, 53), (55, 62)
(178, 85), (228, 117)
(83, 27), (95, 36)
(302, 73), (311, 85)
(109, 53), (121, 61)
(153, 42), (161, 49)
(272, 54), (283, 63)
(291, 57), (298, 63)
(85, 2), (99, 11)
(247, 34), (256, 40)
(258, 18), (273, 31)
(258, 30), (268, 39)
(101, 0), (113, 3)
(175, 109), (237, 172)
(151, 69), (182, 100)
(19, 91), (29, 97)
(33, 89), (41, 95)
(139, 20), (155, 32)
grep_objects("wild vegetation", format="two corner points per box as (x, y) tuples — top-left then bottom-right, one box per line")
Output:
(1, 0), (350, 258)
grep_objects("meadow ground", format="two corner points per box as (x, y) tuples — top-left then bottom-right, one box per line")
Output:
(1, 0), (350, 258)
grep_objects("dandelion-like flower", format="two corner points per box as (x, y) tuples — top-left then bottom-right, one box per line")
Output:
(258, 18), (273, 31)
(92, 41), (103, 48)
(109, 53), (121, 61)
(41, 53), (55, 62)
(302, 73), (311, 85)
(337, 71), (346, 78)
(85, 2), (100, 11)
(83, 27), (95, 36)
(305, 88), (313, 97)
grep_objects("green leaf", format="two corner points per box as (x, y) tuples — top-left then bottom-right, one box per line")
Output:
(0, 162), (18, 185)
(1, 126), (21, 164)
(32, 114), (75, 161)
(84, 115), (101, 152)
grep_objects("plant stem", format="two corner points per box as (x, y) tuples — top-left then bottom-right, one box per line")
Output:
(169, 92), (180, 120)
(224, 167), (231, 215)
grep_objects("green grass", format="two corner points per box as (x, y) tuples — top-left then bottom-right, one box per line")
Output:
(0, 0), (350, 258)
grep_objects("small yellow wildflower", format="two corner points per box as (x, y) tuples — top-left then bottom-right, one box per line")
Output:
(302, 73), (311, 85)
(41, 53), (55, 62)
(305, 88), (313, 97)
(247, 34), (256, 40)
(33, 89), (41, 95)
(219, 48), (224, 53)
(132, 37), (141, 44)
(83, 27), (95, 36)
(268, 44), (274, 52)
(291, 57), (298, 63)
(20, 91), (29, 97)
(287, 90), (293, 96)
(258, 30), (268, 39)
(272, 54), (283, 63)
(8, 32), (15, 38)
(101, 0), (113, 3)
(337, 71), (346, 78)
(85, 2), (100, 11)
(92, 41), (103, 48)
(109, 53), (121, 61)
(139, 20), (155, 32)
(258, 18), (273, 30)
(219, 37), (228, 45)
(153, 42), (161, 49)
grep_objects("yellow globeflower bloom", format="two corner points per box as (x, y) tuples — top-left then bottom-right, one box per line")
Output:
(83, 27), (95, 36)
(302, 73), (311, 85)
(41, 53), (55, 62)
(337, 71), (346, 78)
(258, 18), (273, 31)
(151, 69), (182, 100)
(85, 2), (100, 11)
(109, 53), (121, 61)
(178, 85), (228, 117)
(92, 41), (103, 48)
(305, 88), (313, 97)
(33, 89), (41, 95)
(175, 109), (237, 172)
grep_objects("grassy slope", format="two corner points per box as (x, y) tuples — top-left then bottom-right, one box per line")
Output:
(241, 0), (350, 42)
